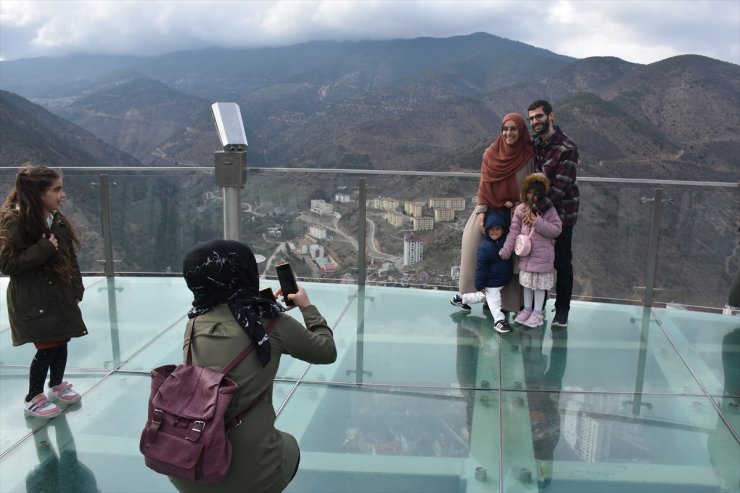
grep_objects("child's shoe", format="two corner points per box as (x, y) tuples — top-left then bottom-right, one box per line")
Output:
(523, 311), (544, 328)
(494, 319), (512, 333)
(514, 309), (532, 325)
(48, 381), (81, 405)
(24, 394), (62, 419)
(450, 295), (471, 311)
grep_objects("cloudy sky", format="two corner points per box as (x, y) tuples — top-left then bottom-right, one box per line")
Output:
(1, 0), (738, 65)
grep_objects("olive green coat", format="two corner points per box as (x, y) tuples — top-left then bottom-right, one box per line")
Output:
(170, 303), (337, 493)
(0, 212), (87, 346)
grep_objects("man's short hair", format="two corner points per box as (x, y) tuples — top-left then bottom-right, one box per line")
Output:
(527, 99), (553, 115)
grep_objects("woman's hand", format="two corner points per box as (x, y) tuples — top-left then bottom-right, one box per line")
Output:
(477, 212), (486, 234)
(277, 286), (311, 309)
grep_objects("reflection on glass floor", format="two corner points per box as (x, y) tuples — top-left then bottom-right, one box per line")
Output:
(0, 277), (738, 493)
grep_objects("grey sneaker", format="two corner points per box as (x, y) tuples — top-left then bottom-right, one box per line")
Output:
(450, 295), (471, 311)
(494, 319), (512, 333)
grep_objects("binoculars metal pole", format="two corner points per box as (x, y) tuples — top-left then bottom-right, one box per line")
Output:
(211, 102), (248, 241)
(215, 151), (246, 241)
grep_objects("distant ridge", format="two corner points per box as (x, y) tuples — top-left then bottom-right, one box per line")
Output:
(0, 33), (737, 180)
(0, 90), (143, 168)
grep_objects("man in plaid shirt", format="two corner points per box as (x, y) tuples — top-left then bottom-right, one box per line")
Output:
(527, 99), (579, 328)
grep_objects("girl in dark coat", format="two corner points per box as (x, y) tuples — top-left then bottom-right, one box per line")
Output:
(0, 165), (87, 419)
(450, 208), (514, 333)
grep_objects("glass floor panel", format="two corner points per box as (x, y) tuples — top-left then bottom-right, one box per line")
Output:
(0, 277), (738, 493)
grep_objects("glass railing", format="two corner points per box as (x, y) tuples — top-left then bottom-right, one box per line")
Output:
(0, 166), (737, 310)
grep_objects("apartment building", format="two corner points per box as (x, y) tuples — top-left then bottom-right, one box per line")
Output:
(428, 197), (466, 211)
(403, 232), (423, 266)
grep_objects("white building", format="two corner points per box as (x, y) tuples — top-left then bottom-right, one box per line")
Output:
(434, 209), (455, 222)
(428, 197), (466, 211)
(403, 232), (423, 266)
(310, 200), (334, 215)
(309, 244), (325, 258)
(309, 224), (327, 239)
(404, 201), (424, 217)
(335, 193), (352, 203)
(371, 197), (400, 211)
(412, 217), (434, 231)
(385, 211), (405, 227)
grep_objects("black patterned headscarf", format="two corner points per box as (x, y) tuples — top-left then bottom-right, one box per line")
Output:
(182, 240), (283, 367)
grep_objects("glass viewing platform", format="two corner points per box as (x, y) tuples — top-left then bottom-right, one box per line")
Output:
(0, 166), (738, 493)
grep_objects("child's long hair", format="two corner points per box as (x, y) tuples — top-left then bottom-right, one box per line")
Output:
(0, 164), (81, 282)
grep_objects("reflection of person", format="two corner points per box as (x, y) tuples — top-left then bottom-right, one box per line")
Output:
(521, 324), (568, 488)
(459, 113), (536, 317)
(25, 415), (100, 493)
(500, 174), (562, 328)
(451, 311), (487, 446)
(707, 326), (740, 490)
(0, 165), (86, 419)
(450, 209), (514, 333)
(527, 100), (579, 328)
(172, 240), (337, 493)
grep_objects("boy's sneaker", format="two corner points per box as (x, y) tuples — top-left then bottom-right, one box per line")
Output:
(450, 295), (471, 311)
(552, 309), (569, 328)
(48, 381), (81, 405)
(523, 311), (544, 328)
(24, 394), (62, 419)
(514, 309), (532, 325)
(494, 319), (512, 333)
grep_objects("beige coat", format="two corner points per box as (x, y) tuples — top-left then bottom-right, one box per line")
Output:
(458, 158), (534, 313)
(171, 303), (336, 493)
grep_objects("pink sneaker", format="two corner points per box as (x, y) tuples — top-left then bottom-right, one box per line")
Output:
(523, 311), (544, 328)
(48, 381), (81, 405)
(514, 309), (532, 324)
(24, 394), (62, 419)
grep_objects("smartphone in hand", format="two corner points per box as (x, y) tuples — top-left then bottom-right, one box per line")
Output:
(276, 262), (298, 306)
(259, 287), (275, 301)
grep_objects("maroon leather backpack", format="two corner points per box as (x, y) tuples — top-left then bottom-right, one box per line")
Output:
(139, 317), (277, 483)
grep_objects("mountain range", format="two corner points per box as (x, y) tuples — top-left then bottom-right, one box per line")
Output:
(2, 32), (737, 180)
(0, 32), (737, 307)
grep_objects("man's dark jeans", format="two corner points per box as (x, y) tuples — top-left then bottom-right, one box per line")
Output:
(554, 225), (574, 313)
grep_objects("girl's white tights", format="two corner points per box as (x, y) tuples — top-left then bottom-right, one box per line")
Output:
(523, 287), (546, 311)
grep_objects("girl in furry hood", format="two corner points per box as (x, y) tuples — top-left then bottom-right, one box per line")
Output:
(500, 173), (562, 328)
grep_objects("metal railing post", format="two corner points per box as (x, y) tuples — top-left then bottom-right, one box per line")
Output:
(358, 178), (367, 286)
(643, 188), (664, 306)
(98, 173), (115, 277)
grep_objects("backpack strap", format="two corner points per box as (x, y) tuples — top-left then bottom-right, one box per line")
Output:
(226, 389), (268, 430)
(224, 316), (280, 429)
(184, 318), (197, 365)
(220, 316), (280, 373)
(184, 315), (280, 370)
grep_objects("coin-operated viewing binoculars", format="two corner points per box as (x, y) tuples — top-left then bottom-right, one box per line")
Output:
(211, 102), (247, 240)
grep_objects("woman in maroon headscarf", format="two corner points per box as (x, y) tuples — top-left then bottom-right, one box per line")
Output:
(456, 113), (536, 315)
